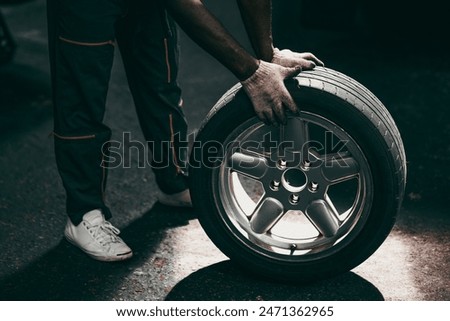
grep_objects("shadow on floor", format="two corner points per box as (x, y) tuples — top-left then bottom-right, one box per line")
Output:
(166, 261), (384, 301)
(0, 203), (196, 300)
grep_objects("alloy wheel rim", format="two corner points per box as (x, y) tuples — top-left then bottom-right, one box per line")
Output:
(212, 112), (374, 261)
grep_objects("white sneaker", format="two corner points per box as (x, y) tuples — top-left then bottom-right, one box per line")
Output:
(64, 209), (133, 262)
(158, 189), (193, 208)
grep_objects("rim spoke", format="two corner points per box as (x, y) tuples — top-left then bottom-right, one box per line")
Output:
(230, 173), (263, 215)
(324, 194), (340, 219)
(305, 199), (340, 237)
(228, 152), (268, 179)
(321, 154), (359, 183)
(250, 197), (285, 234)
(261, 126), (281, 154)
(282, 118), (309, 155)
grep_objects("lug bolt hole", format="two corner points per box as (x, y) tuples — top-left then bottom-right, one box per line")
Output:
(309, 181), (319, 192)
(290, 194), (299, 204)
(270, 180), (280, 191)
(277, 159), (287, 169)
(302, 159), (311, 170)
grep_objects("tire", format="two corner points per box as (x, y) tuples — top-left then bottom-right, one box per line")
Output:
(189, 67), (406, 282)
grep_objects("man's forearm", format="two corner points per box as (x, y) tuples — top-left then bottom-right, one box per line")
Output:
(236, 0), (274, 62)
(166, 0), (259, 81)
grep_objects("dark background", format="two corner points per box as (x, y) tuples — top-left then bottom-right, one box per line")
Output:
(0, 0), (449, 300)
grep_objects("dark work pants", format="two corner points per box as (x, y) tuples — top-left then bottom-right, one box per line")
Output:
(47, 0), (188, 225)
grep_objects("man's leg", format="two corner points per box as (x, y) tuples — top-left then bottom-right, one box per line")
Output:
(115, 0), (190, 206)
(47, 0), (132, 260)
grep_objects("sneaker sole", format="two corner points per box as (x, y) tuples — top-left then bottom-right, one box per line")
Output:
(64, 233), (133, 262)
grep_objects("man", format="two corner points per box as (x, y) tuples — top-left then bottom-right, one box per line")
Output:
(47, 0), (323, 262)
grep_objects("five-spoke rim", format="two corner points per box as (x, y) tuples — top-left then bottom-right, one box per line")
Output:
(212, 112), (374, 261)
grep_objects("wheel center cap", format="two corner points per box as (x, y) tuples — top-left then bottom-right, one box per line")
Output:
(281, 168), (307, 193)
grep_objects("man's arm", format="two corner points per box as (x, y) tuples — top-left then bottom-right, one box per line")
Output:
(236, 0), (274, 62)
(166, 0), (258, 81)
(165, 0), (301, 125)
(236, 0), (324, 69)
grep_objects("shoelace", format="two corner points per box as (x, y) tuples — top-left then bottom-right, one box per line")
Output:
(89, 221), (122, 245)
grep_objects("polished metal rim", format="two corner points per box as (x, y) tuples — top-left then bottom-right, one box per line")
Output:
(212, 112), (374, 262)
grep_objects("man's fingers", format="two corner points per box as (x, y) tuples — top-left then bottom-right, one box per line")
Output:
(298, 52), (324, 67)
(272, 48), (325, 70)
(257, 103), (280, 127)
(264, 110), (277, 127)
(279, 66), (300, 115)
(311, 56), (324, 67)
(272, 102), (287, 125)
(255, 104), (277, 126)
(282, 65), (302, 78)
(304, 61), (316, 70)
(282, 89), (299, 115)
(315, 58), (324, 67)
(255, 109), (270, 125)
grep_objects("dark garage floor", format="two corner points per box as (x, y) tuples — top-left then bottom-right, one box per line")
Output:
(0, 0), (449, 301)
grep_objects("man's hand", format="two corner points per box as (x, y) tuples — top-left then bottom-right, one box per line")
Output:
(272, 48), (324, 70)
(241, 60), (301, 126)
